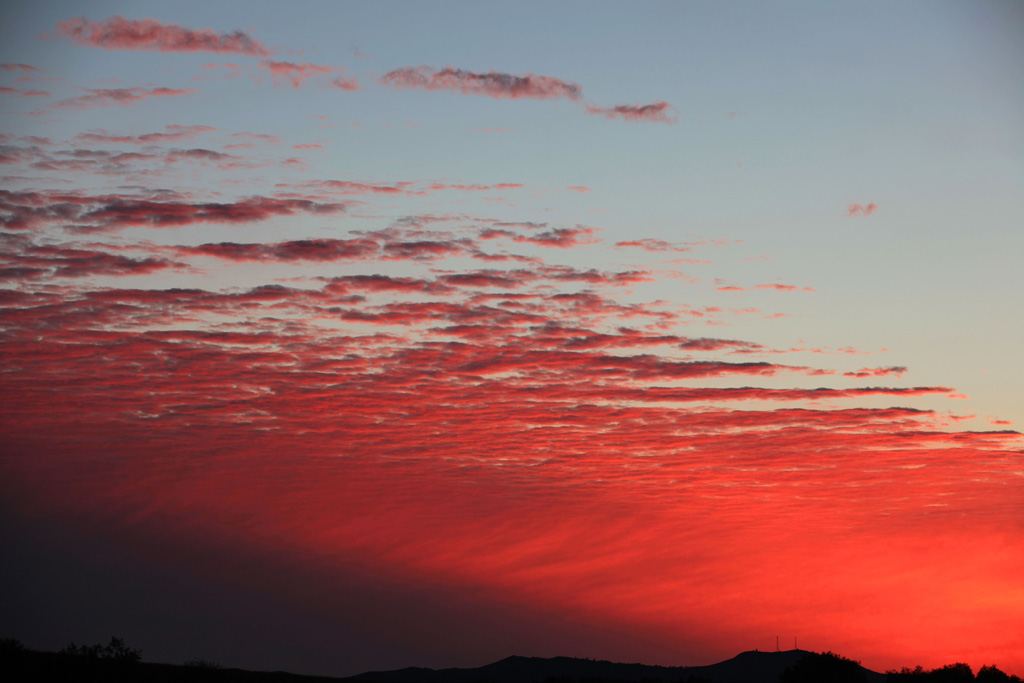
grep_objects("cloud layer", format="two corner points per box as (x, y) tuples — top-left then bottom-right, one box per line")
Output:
(380, 65), (583, 101)
(57, 15), (272, 56)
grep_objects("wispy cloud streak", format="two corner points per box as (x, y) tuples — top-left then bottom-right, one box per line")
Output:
(57, 16), (272, 56)
(586, 100), (678, 124)
(380, 65), (582, 100)
(53, 86), (198, 110)
(847, 202), (878, 216)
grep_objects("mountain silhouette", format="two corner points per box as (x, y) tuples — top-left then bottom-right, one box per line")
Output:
(348, 650), (887, 683)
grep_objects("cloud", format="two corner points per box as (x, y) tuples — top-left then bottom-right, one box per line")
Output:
(73, 125), (217, 145)
(421, 182), (526, 193)
(585, 100), (678, 124)
(1, 143), (258, 178)
(259, 60), (335, 88)
(714, 281), (815, 293)
(1, 63), (44, 72)
(0, 87), (50, 97)
(0, 145), (47, 165)
(178, 237), (379, 263)
(0, 189), (347, 232)
(755, 283), (815, 292)
(54, 86), (198, 110)
(843, 366), (908, 378)
(480, 225), (597, 248)
(0, 241), (182, 280)
(380, 65), (583, 101)
(290, 179), (413, 196)
(847, 202), (878, 217)
(56, 15), (271, 56)
(678, 337), (765, 352)
(381, 239), (474, 261)
(616, 238), (691, 252)
(74, 196), (347, 232)
(330, 76), (361, 91)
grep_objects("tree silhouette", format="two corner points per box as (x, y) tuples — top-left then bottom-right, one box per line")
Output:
(928, 663), (975, 683)
(886, 662), (1021, 682)
(977, 665), (1023, 683)
(779, 651), (867, 683)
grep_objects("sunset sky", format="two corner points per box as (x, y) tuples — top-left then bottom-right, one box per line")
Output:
(1, 0), (1022, 678)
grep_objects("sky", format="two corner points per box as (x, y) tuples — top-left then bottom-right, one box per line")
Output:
(1, 0), (1022, 678)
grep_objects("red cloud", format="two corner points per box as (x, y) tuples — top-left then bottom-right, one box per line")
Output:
(755, 283), (816, 292)
(0, 242), (181, 280)
(0, 189), (346, 232)
(260, 60), (334, 88)
(847, 202), (878, 217)
(0, 87), (50, 98)
(423, 182), (525, 192)
(616, 239), (690, 252)
(1, 63), (44, 72)
(330, 76), (361, 91)
(56, 15), (271, 56)
(714, 281), (814, 293)
(73, 125), (217, 145)
(585, 100), (678, 124)
(10, 144), (252, 177)
(292, 179), (413, 196)
(75, 196), (346, 232)
(678, 337), (764, 352)
(382, 239), (473, 261)
(843, 366), (908, 378)
(380, 66), (582, 101)
(54, 86), (198, 110)
(178, 238), (379, 263)
(480, 225), (597, 249)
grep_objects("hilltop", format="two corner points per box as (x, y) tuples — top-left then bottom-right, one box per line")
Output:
(349, 650), (886, 683)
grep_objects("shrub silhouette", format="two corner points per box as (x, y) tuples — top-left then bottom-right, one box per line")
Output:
(779, 650), (867, 683)
(0, 637), (27, 655)
(184, 657), (222, 669)
(60, 636), (141, 663)
(888, 666), (928, 678)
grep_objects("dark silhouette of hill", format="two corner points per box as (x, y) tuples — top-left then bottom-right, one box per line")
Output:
(349, 650), (887, 683)
(1, 638), (340, 683)
(4, 637), (1019, 683)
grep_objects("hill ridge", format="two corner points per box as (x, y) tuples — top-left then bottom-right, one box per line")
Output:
(349, 649), (886, 683)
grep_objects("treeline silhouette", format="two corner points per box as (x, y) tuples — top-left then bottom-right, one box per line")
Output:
(2, 636), (1022, 683)
(775, 651), (1021, 683)
(542, 677), (714, 683)
(0, 636), (331, 682)
(886, 663), (1022, 683)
